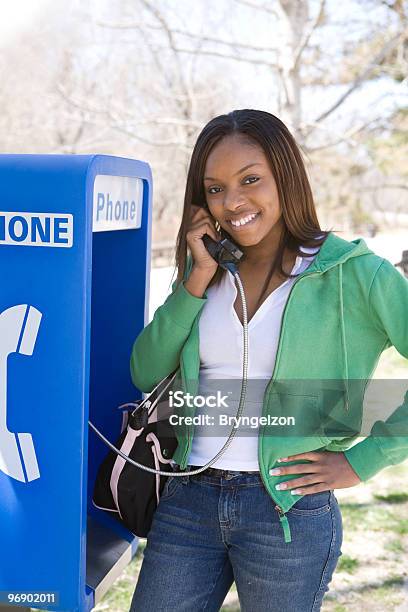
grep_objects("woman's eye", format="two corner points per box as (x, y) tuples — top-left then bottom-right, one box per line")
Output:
(207, 176), (259, 195)
(244, 176), (259, 185)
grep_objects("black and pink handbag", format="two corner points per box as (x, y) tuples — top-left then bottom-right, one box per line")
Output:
(91, 371), (179, 537)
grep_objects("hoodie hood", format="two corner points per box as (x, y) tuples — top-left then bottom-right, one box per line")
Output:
(304, 232), (373, 274)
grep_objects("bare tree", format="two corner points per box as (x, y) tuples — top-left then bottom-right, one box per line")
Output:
(1, 0), (406, 241)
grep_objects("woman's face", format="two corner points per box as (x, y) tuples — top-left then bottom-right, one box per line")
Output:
(203, 134), (283, 248)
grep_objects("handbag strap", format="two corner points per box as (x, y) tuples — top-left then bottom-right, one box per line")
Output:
(117, 370), (178, 420)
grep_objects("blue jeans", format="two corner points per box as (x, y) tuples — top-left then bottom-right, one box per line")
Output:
(129, 467), (343, 612)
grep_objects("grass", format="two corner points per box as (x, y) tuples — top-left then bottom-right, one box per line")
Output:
(365, 575), (405, 605)
(339, 502), (396, 532)
(337, 555), (360, 573)
(384, 539), (405, 554)
(374, 492), (408, 504)
(390, 520), (408, 536)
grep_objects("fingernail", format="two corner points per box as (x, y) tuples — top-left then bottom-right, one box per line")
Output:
(278, 458), (288, 462)
(291, 489), (301, 495)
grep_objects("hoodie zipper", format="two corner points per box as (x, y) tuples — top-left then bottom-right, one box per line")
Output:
(274, 504), (292, 543)
(257, 270), (321, 537)
(261, 270), (321, 403)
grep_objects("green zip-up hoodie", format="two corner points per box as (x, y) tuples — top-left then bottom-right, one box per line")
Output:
(130, 232), (408, 543)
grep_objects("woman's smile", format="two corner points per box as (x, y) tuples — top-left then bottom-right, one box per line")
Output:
(227, 211), (261, 231)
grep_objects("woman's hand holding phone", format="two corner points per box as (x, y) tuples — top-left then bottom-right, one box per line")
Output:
(184, 206), (221, 297)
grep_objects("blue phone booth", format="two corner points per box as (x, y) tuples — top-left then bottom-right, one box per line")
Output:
(0, 155), (152, 611)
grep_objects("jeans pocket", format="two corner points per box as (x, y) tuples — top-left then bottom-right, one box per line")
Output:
(287, 490), (332, 516)
(160, 475), (180, 501)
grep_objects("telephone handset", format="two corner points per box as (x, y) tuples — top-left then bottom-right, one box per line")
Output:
(200, 202), (245, 273)
(201, 233), (244, 274)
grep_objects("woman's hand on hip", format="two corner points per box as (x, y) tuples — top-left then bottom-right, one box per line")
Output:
(269, 451), (362, 495)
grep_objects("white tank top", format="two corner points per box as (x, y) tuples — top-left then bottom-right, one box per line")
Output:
(187, 246), (319, 470)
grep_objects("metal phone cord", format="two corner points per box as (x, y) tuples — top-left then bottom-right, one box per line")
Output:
(89, 268), (248, 478)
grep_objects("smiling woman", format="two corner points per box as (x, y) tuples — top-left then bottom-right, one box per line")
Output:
(129, 109), (408, 612)
(174, 111), (329, 316)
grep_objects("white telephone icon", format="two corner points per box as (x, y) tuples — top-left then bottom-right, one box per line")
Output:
(0, 305), (42, 482)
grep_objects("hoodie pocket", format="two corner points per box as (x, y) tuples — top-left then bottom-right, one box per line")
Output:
(267, 391), (325, 440)
(318, 384), (363, 439)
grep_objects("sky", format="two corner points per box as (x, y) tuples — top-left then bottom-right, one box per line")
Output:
(0, 0), (404, 144)
(0, 0), (53, 46)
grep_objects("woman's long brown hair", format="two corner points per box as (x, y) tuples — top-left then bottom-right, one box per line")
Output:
(174, 109), (331, 312)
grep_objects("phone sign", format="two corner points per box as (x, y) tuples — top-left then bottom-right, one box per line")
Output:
(93, 174), (143, 232)
(0, 212), (73, 248)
